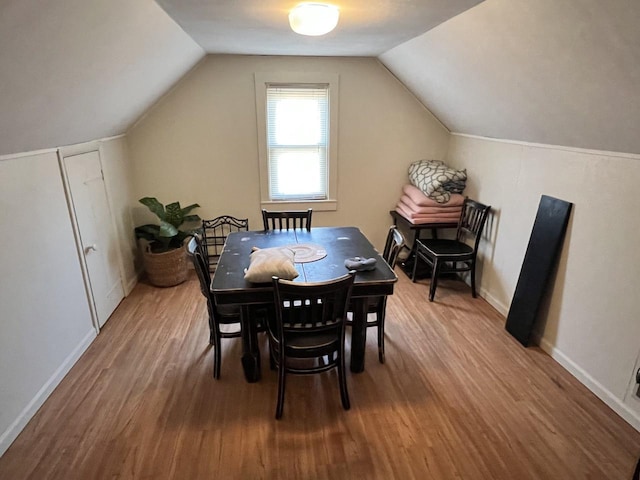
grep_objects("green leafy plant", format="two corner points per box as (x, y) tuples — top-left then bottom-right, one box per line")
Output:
(135, 197), (201, 253)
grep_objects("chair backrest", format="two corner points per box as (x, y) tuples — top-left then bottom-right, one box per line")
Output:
(201, 215), (249, 272)
(187, 235), (211, 298)
(456, 198), (491, 251)
(270, 272), (355, 342)
(382, 226), (405, 269)
(262, 209), (312, 232)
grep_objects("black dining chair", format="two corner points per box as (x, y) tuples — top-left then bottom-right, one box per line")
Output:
(411, 198), (491, 302)
(347, 226), (405, 364)
(262, 208), (312, 232)
(201, 215), (249, 273)
(187, 235), (246, 379)
(268, 271), (355, 419)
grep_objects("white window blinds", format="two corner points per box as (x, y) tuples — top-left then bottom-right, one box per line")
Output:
(266, 84), (329, 201)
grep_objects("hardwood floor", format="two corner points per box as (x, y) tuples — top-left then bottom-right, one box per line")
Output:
(1, 270), (639, 479)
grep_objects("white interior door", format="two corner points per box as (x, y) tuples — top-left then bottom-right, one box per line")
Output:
(64, 151), (124, 328)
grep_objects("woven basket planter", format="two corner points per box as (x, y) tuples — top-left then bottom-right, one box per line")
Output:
(143, 244), (188, 287)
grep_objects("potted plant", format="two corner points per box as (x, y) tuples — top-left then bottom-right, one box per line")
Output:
(135, 197), (201, 287)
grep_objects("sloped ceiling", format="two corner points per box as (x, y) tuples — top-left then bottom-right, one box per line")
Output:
(0, 0), (204, 156)
(2, 0), (638, 157)
(155, 0), (482, 56)
(379, 0), (640, 154)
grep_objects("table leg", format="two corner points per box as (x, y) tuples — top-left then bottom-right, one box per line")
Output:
(350, 297), (368, 373)
(240, 305), (261, 382)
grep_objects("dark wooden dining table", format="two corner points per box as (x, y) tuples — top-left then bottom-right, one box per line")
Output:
(210, 226), (398, 382)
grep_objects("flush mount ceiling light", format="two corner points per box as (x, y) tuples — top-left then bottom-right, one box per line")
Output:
(289, 3), (340, 36)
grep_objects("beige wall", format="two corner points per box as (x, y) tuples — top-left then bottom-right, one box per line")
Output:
(100, 137), (138, 292)
(446, 133), (640, 430)
(127, 54), (450, 250)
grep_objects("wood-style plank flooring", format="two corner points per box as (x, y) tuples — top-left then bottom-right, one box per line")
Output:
(1, 269), (639, 479)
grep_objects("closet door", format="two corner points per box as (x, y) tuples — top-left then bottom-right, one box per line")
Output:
(63, 151), (124, 328)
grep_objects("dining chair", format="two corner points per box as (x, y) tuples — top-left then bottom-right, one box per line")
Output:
(201, 215), (249, 273)
(262, 208), (312, 232)
(187, 235), (243, 379)
(411, 198), (491, 301)
(268, 271), (355, 419)
(346, 226), (405, 364)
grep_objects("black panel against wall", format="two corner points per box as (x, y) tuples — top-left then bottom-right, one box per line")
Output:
(505, 195), (573, 346)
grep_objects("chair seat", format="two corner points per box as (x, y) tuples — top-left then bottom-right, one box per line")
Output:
(284, 331), (339, 354)
(418, 239), (474, 257)
(216, 304), (241, 317)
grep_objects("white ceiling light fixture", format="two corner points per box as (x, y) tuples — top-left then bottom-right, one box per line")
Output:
(289, 3), (340, 36)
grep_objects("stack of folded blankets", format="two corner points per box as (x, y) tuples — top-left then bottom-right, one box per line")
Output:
(394, 159), (467, 224)
(395, 184), (464, 224)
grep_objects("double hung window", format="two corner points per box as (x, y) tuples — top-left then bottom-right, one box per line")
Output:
(255, 73), (338, 211)
(266, 85), (328, 201)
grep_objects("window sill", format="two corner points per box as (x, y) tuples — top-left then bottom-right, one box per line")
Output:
(260, 199), (337, 212)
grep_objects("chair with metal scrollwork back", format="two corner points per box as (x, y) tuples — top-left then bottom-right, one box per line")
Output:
(201, 215), (249, 273)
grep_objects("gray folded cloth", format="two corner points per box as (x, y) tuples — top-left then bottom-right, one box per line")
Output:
(344, 257), (377, 271)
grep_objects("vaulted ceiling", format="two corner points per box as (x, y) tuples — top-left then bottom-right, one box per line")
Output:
(0, 0), (204, 156)
(380, 0), (640, 154)
(1, 0), (638, 157)
(154, 0), (482, 56)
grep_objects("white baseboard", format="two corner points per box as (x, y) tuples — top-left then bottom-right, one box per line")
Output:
(124, 274), (138, 297)
(478, 286), (509, 316)
(538, 337), (640, 432)
(0, 328), (97, 456)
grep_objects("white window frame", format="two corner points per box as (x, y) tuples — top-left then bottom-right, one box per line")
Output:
(255, 72), (339, 211)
